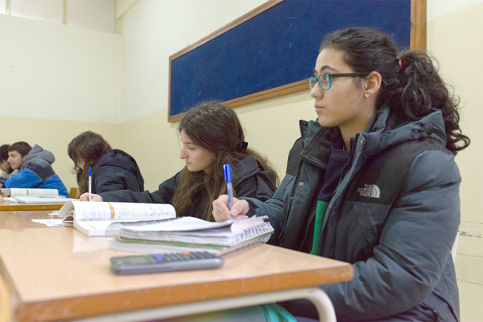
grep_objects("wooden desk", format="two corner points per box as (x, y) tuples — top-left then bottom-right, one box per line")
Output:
(0, 211), (353, 321)
(0, 202), (63, 211)
(0, 210), (53, 229)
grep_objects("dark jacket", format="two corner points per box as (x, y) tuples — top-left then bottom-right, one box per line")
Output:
(246, 106), (460, 321)
(100, 156), (277, 220)
(4, 145), (69, 197)
(92, 149), (144, 194)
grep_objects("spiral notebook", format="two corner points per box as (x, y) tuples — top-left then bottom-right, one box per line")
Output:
(107, 216), (274, 255)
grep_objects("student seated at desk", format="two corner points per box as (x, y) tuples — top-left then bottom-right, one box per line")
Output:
(0, 144), (19, 180)
(213, 27), (470, 321)
(68, 131), (144, 194)
(81, 101), (278, 221)
(0, 142), (69, 197)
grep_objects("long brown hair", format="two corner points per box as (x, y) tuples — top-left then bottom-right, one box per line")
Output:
(171, 101), (277, 220)
(68, 131), (111, 193)
(319, 27), (470, 154)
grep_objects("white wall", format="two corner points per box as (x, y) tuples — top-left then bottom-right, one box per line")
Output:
(0, 14), (121, 123)
(0, 14), (123, 189)
(427, 0), (483, 20)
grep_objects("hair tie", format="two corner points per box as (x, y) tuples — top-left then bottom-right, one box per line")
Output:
(236, 141), (248, 153)
(397, 56), (402, 69)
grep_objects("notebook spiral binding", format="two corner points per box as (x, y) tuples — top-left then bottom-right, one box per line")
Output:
(105, 216), (271, 239)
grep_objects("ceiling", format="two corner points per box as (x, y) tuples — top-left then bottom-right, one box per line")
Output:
(0, 0), (140, 33)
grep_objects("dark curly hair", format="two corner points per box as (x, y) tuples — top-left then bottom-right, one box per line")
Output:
(319, 27), (470, 154)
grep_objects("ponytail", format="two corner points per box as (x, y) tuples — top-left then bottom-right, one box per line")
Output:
(387, 51), (470, 154)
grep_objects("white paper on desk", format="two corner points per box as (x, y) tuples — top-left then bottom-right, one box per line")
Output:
(122, 216), (266, 234)
(32, 219), (65, 227)
(0, 197), (17, 203)
(122, 216), (234, 232)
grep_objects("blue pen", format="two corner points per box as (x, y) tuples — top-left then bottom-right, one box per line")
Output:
(88, 167), (92, 201)
(223, 164), (234, 213)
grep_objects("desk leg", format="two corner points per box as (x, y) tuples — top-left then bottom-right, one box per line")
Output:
(0, 275), (14, 322)
(77, 287), (335, 322)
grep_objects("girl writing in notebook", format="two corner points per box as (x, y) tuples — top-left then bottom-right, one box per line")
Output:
(68, 131), (145, 195)
(213, 27), (469, 321)
(81, 101), (278, 221)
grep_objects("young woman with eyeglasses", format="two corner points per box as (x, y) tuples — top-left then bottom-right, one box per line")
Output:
(81, 101), (278, 221)
(213, 27), (469, 321)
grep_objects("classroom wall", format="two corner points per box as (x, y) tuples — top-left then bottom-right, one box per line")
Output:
(0, 15), (121, 123)
(0, 1), (482, 320)
(0, 14), (123, 190)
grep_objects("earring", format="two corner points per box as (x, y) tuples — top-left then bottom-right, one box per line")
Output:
(364, 93), (369, 98)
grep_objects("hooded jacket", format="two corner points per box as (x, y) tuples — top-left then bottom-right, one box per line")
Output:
(4, 145), (69, 197)
(0, 169), (19, 180)
(99, 156), (277, 220)
(91, 149), (144, 194)
(246, 106), (460, 321)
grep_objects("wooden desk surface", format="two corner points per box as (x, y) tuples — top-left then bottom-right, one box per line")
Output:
(0, 201), (63, 211)
(0, 211), (353, 321)
(0, 210), (53, 229)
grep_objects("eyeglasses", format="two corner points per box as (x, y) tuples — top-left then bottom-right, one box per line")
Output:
(308, 73), (369, 91)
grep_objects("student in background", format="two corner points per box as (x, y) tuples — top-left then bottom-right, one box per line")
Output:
(213, 27), (469, 321)
(0, 144), (19, 180)
(68, 131), (144, 194)
(81, 101), (278, 221)
(0, 142), (69, 197)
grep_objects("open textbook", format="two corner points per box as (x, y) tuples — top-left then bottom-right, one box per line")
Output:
(0, 188), (73, 204)
(1, 188), (60, 197)
(52, 201), (176, 237)
(107, 216), (274, 255)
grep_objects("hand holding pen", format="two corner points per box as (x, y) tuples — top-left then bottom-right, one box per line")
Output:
(212, 195), (249, 222)
(212, 164), (250, 222)
(223, 164), (234, 212)
(88, 167), (92, 202)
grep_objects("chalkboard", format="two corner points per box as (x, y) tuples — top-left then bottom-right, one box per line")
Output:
(169, 0), (425, 121)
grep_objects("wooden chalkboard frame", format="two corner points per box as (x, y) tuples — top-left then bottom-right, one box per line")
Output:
(168, 0), (426, 122)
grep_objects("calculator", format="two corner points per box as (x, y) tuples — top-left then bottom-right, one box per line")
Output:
(110, 251), (225, 275)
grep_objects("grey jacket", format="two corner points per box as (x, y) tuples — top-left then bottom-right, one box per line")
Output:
(246, 106), (460, 321)
(5, 145), (69, 197)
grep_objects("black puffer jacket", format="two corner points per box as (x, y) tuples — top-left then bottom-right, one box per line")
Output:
(246, 106), (460, 321)
(92, 149), (144, 194)
(100, 156), (276, 220)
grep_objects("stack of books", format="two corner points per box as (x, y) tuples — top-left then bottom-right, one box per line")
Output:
(53, 201), (274, 255)
(108, 215), (274, 255)
(0, 188), (72, 204)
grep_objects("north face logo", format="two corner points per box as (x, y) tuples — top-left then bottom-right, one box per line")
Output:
(357, 184), (380, 198)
